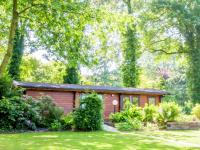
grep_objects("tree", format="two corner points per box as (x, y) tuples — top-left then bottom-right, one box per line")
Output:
(0, 0), (94, 77)
(0, 0), (18, 76)
(20, 56), (66, 83)
(63, 67), (79, 84)
(8, 27), (24, 80)
(121, 0), (140, 87)
(144, 0), (200, 103)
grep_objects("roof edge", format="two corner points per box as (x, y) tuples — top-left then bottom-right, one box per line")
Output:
(13, 80), (169, 95)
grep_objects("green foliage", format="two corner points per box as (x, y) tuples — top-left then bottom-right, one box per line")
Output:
(8, 28), (24, 80)
(60, 113), (74, 130)
(0, 75), (12, 99)
(156, 102), (181, 127)
(176, 114), (198, 122)
(63, 67), (79, 84)
(143, 104), (157, 122)
(122, 23), (140, 87)
(127, 118), (143, 130)
(116, 118), (143, 131)
(146, 0), (200, 103)
(0, 96), (41, 131)
(192, 104), (200, 120)
(20, 57), (66, 83)
(49, 120), (62, 131)
(182, 101), (193, 115)
(73, 93), (103, 131)
(38, 96), (64, 127)
(109, 112), (123, 123)
(110, 105), (143, 123)
(115, 122), (134, 131)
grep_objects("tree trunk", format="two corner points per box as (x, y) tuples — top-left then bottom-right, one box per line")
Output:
(0, 0), (18, 76)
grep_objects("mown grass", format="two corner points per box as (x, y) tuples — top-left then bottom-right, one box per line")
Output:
(0, 130), (199, 150)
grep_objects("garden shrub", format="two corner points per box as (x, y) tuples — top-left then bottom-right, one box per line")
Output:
(60, 113), (74, 130)
(156, 102), (181, 128)
(0, 75), (12, 99)
(176, 114), (198, 122)
(0, 96), (42, 131)
(38, 96), (64, 127)
(115, 118), (143, 131)
(109, 112), (123, 123)
(49, 120), (62, 131)
(127, 118), (143, 130)
(73, 93), (103, 131)
(143, 104), (157, 123)
(115, 122), (134, 131)
(109, 105), (143, 123)
(192, 104), (200, 120)
(182, 101), (193, 115)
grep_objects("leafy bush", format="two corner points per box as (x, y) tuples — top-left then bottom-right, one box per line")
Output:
(60, 113), (74, 130)
(115, 118), (143, 131)
(192, 104), (200, 120)
(143, 104), (157, 122)
(176, 114), (198, 122)
(128, 118), (143, 130)
(156, 102), (181, 128)
(0, 96), (41, 131)
(182, 101), (193, 115)
(73, 93), (103, 131)
(38, 96), (64, 127)
(109, 112), (123, 123)
(49, 120), (62, 131)
(115, 122), (134, 131)
(0, 75), (12, 99)
(109, 105), (143, 123)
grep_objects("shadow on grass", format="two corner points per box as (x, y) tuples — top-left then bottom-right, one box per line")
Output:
(0, 131), (198, 150)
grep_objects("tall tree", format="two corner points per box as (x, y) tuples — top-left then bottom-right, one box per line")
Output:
(122, 0), (139, 87)
(63, 67), (79, 84)
(8, 26), (24, 80)
(142, 0), (200, 103)
(0, 0), (18, 76)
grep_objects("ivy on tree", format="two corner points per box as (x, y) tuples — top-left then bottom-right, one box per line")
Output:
(122, 0), (140, 87)
(8, 27), (24, 80)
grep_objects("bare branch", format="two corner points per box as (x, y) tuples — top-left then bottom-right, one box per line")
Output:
(150, 49), (188, 55)
(18, 3), (45, 14)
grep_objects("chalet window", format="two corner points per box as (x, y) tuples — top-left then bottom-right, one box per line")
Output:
(80, 93), (103, 101)
(123, 97), (131, 109)
(132, 96), (139, 106)
(121, 95), (139, 109)
(148, 97), (156, 105)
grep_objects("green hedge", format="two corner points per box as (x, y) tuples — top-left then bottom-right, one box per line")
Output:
(73, 93), (103, 131)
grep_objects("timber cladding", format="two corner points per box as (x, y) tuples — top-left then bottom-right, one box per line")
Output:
(103, 94), (120, 119)
(26, 90), (74, 114)
(26, 89), (162, 119)
(16, 81), (166, 119)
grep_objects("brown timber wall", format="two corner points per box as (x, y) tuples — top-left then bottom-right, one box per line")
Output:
(26, 89), (162, 119)
(26, 90), (74, 114)
(103, 94), (120, 119)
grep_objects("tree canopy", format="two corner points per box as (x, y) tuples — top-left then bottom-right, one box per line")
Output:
(1, 0), (200, 104)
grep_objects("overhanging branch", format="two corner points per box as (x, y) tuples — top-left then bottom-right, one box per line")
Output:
(150, 49), (188, 55)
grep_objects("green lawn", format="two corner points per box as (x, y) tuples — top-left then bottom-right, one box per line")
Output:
(0, 130), (200, 150)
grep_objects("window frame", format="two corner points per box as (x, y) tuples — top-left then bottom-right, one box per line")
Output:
(148, 96), (156, 105)
(131, 95), (140, 106)
(120, 95), (140, 110)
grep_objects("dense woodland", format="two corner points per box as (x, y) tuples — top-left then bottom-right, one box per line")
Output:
(0, 0), (200, 105)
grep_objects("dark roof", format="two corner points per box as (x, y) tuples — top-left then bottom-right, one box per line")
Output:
(13, 81), (168, 95)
